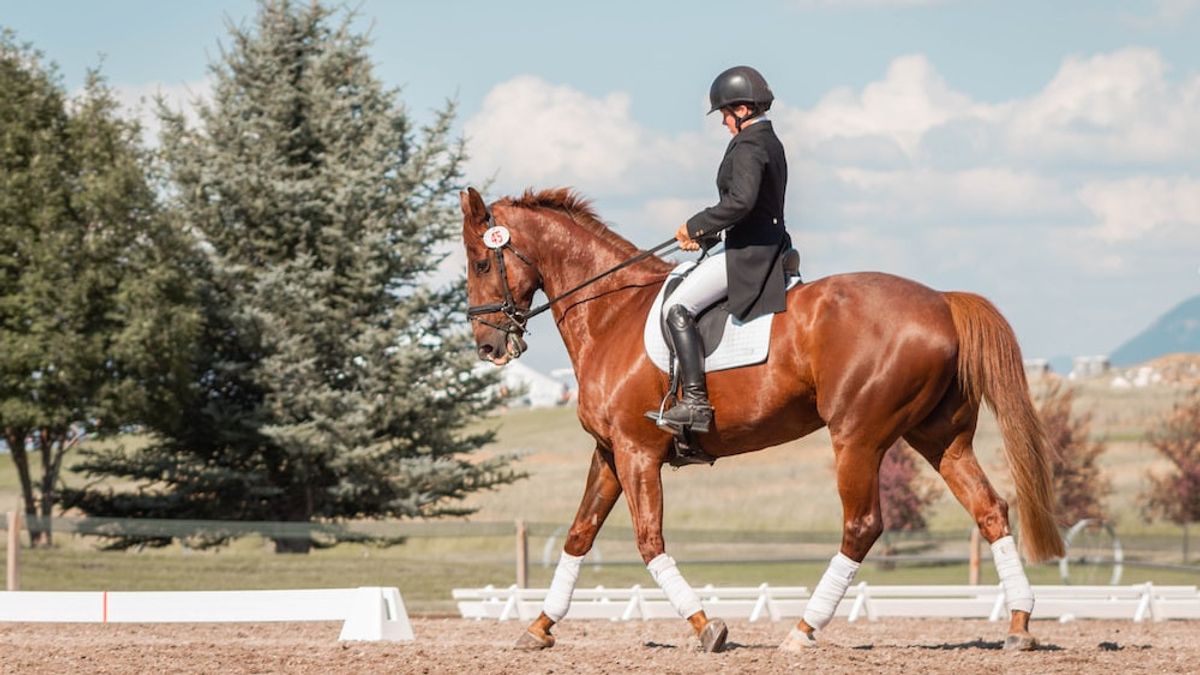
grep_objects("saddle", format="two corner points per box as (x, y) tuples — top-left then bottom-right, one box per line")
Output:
(643, 249), (802, 374)
(647, 249), (802, 468)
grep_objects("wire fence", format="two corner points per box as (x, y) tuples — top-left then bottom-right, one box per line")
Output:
(2, 511), (1190, 564)
(3, 513), (1196, 613)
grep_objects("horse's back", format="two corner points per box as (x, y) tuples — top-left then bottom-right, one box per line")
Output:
(783, 272), (960, 427)
(789, 271), (955, 341)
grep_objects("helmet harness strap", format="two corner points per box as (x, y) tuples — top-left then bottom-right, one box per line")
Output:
(729, 104), (760, 132)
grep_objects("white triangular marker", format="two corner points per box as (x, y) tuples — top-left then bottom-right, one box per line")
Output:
(338, 587), (414, 642)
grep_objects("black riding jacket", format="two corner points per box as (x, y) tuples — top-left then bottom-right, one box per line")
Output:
(685, 119), (790, 321)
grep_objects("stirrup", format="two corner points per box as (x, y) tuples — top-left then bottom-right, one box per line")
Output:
(657, 403), (713, 435)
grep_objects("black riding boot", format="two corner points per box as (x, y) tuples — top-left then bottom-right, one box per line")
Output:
(657, 306), (714, 434)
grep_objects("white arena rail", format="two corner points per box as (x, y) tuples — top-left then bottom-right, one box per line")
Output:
(0, 587), (414, 641)
(453, 583), (1200, 623)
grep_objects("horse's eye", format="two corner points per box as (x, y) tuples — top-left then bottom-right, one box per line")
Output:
(473, 259), (491, 275)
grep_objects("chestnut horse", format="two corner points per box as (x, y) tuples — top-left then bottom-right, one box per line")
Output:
(461, 187), (1063, 653)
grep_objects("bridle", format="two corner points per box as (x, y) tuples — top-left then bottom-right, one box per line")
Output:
(466, 207), (539, 352)
(466, 205), (677, 356)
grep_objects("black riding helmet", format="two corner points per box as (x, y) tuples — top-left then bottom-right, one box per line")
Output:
(708, 65), (774, 114)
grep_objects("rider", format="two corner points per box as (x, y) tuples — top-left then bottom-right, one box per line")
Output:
(656, 65), (792, 435)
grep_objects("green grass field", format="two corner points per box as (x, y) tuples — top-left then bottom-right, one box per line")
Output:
(1, 378), (1197, 613)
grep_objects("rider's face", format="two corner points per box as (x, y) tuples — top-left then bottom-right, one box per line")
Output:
(720, 105), (753, 135)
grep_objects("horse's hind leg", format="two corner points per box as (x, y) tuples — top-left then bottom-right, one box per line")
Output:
(905, 399), (1039, 651)
(515, 447), (622, 650)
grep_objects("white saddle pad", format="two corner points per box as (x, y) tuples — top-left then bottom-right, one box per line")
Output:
(643, 261), (801, 373)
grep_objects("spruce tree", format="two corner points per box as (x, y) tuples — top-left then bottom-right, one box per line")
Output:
(0, 33), (199, 545)
(65, 1), (521, 552)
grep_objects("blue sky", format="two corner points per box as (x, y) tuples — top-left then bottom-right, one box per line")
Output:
(4, 0), (1199, 374)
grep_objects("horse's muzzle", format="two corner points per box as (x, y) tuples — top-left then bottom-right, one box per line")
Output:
(478, 333), (527, 365)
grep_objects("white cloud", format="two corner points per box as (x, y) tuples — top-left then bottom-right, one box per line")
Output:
(464, 75), (721, 199)
(780, 55), (995, 158)
(109, 78), (212, 146)
(1078, 176), (1200, 242)
(463, 50), (1199, 366)
(829, 167), (1076, 224)
(1123, 0), (1200, 28)
(1005, 49), (1200, 165)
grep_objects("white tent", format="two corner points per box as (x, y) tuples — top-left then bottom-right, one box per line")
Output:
(495, 361), (572, 408)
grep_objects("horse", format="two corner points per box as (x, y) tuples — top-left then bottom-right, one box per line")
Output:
(460, 186), (1063, 653)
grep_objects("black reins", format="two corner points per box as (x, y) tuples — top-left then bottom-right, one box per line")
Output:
(466, 207), (677, 344)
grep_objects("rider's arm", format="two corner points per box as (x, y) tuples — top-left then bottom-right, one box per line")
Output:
(685, 140), (768, 240)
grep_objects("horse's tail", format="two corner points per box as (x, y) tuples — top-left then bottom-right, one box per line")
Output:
(944, 291), (1064, 562)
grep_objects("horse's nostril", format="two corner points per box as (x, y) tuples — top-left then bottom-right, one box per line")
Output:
(478, 345), (494, 359)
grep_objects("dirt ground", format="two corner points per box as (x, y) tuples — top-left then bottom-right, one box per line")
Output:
(2, 617), (1197, 674)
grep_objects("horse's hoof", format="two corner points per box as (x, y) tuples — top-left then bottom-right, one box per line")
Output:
(513, 630), (555, 650)
(778, 626), (818, 652)
(1004, 633), (1038, 652)
(699, 618), (728, 653)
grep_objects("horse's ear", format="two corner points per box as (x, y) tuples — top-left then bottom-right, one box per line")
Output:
(460, 187), (488, 232)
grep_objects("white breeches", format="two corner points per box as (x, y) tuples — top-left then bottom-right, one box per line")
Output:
(664, 252), (727, 316)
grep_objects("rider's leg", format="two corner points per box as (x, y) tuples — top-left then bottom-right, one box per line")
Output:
(658, 305), (713, 433)
(658, 254), (727, 434)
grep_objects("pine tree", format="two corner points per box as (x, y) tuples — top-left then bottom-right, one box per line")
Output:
(64, 1), (521, 552)
(0, 32), (199, 545)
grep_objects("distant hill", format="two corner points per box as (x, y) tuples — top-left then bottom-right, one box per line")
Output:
(1110, 294), (1200, 366)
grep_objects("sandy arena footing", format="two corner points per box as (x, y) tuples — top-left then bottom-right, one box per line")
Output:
(2, 617), (1197, 674)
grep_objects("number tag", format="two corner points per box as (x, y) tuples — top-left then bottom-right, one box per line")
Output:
(483, 226), (511, 249)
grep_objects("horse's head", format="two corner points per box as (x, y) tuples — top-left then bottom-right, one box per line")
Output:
(461, 187), (541, 365)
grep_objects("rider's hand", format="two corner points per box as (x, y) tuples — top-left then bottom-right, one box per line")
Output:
(675, 223), (700, 251)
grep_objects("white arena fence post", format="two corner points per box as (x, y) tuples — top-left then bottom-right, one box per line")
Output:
(338, 587), (414, 641)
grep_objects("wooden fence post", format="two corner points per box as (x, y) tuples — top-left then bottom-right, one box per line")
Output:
(968, 527), (981, 585)
(515, 519), (528, 589)
(6, 511), (20, 592)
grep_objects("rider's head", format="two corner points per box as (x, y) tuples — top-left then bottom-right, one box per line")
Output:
(708, 66), (774, 135)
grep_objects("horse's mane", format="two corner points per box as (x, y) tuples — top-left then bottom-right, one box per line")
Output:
(498, 188), (651, 262)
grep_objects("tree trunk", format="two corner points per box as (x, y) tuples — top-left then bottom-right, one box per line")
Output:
(32, 428), (72, 548)
(34, 429), (56, 547)
(1185, 521), (1191, 565)
(273, 534), (313, 554)
(272, 511), (313, 554)
(3, 428), (43, 544)
(272, 487), (314, 554)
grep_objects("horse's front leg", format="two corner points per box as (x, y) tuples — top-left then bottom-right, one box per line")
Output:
(617, 447), (728, 653)
(782, 443), (883, 651)
(515, 447), (622, 650)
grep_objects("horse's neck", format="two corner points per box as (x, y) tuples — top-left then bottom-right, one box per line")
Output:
(516, 208), (667, 371)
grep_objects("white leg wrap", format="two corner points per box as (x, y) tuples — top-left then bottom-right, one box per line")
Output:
(991, 535), (1034, 614)
(803, 553), (861, 631)
(647, 554), (703, 619)
(542, 551), (584, 622)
